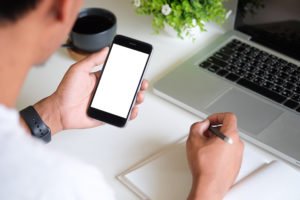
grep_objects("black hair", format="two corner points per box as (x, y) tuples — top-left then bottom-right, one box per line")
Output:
(0, 0), (41, 23)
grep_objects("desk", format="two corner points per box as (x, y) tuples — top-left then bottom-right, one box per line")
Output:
(16, 0), (297, 199)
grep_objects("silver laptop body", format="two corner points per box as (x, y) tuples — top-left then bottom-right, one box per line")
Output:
(153, 0), (300, 166)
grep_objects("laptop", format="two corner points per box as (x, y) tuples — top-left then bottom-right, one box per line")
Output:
(153, 0), (300, 166)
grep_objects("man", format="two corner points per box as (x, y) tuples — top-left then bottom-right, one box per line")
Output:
(0, 0), (244, 199)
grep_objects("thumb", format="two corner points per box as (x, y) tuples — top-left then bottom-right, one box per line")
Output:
(73, 47), (109, 72)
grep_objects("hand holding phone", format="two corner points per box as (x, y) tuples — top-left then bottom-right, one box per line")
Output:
(88, 35), (153, 127)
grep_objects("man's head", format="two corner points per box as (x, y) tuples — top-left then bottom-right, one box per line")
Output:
(0, 0), (41, 23)
(0, 0), (83, 65)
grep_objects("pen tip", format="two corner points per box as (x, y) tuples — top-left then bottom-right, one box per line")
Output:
(225, 137), (234, 145)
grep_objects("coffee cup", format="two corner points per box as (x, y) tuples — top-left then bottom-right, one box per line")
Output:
(69, 7), (117, 53)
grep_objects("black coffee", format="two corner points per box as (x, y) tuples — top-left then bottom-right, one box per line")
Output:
(73, 15), (113, 34)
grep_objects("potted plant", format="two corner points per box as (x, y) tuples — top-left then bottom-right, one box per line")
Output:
(133, 0), (229, 39)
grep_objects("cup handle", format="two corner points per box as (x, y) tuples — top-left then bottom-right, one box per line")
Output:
(61, 43), (75, 49)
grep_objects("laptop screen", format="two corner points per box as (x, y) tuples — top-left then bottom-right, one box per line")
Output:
(235, 0), (300, 61)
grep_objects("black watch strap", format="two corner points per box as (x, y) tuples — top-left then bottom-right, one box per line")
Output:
(20, 106), (51, 143)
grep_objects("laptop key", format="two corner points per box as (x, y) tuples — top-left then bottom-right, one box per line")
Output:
(284, 100), (299, 109)
(243, 73), (255, 80)
(237, 78), (286, 103)
(281, 90), (293, 98)
(271, 85), (284, 93)
(252, 77), (264, 85)
(278, 58), (288, 65)
(266, 58), (277, 66)
(208, 65), (220, 73)
(234, 69), (246, 76)
(282, 82), (295, 90)
(237, 46), (246, 52)
(268, 67), (279, 74)
(233, 62), (244, 68)
(291, 70), (300, 77)
(225, 73), (240, 82)
(232, 39), (242, 45)
(213, 53), (230, 61)
(230, 53), (240, 59)
(291, 94), (300, 102)
(261, 81), (274, 89)
(199, 61), (212, 69)
(277, 72), (289, 79)
(273, 78), (284, 85)
(207, 57), (227, 68)
(254, 69), (265, 78)
(257, 63), (267, 70)
(264, 74), (275, 82)
(216, 69), (229, 77)
(286, 76), (298, 83)
(294, 87), (300, 94)
(294, 81), (300, 88)
(225, 65), (235, 72)
(219, 47), (234, 56)
(282, 66), (293, 73)
(226, 41), (239, 48)
(245, 66), (257, 73)
(287, 63), (298, 71)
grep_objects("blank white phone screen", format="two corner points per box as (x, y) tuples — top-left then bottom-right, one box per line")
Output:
(91, 44), (149, 118)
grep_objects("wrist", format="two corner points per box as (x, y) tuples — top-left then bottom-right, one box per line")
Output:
(33, 95), (63, 135)
(187, 177), (224, 200)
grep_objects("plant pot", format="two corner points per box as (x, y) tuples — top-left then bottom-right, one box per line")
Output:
(163, 23), (201, 39)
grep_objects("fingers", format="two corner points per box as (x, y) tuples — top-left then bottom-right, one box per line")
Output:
(190, 120), (210, 137)
(135, 80), (149, 105)
(207, 112), (239, 141)
(141, 80), (149, 91)
(188, 113), (240, 145)
(207, 113), (237, 131)
(135, 93), (144, 105)
(129, 80), (149, 120)
(187, 120), (210, 145)
(73, 47), (109, 72)
(130, 107), (139, 120)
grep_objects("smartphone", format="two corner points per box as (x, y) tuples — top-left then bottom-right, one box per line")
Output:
(87, 35), (153, 127)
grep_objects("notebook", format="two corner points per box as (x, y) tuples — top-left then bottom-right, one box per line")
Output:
(118, 137), (300, 200)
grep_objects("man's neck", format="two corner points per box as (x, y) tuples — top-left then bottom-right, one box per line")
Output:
(0, 26), (33, 108)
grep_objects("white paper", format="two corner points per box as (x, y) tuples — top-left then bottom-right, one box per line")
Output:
(118, 137), (300, 200)
(224, 161), (300, 200)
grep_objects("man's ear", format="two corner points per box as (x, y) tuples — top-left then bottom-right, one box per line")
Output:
(53, 0), (74, 23)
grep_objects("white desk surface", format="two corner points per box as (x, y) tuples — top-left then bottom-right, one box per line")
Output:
(16, 0), (300, 199)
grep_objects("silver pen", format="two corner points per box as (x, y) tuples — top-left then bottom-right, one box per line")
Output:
(208, 125), (233, 144)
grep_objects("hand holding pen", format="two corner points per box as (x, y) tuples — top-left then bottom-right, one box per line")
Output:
(186, 113), (244, 200)
(209, 125), (233, 144)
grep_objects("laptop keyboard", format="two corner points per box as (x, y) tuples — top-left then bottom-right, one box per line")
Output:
(199, 39), (300, 113)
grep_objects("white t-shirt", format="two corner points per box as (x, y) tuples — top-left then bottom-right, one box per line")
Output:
(0, 105), (115, 200)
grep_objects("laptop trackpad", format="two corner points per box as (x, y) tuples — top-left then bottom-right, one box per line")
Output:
(205, 89), (283, 134)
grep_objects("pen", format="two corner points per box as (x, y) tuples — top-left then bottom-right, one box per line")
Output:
(208, 125), (233, 144)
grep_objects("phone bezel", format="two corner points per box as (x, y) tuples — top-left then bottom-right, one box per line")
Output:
(87, 35), (153, 127)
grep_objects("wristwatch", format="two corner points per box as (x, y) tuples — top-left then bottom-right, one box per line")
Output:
(20, 106), (51, 143)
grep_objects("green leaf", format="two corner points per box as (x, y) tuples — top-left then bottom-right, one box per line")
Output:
(133, 0), (228, 39)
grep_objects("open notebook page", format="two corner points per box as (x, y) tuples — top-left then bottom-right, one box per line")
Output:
(118, 136), (300, 200)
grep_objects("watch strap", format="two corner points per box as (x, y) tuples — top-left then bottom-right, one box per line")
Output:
(20, 106), (51, 143)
